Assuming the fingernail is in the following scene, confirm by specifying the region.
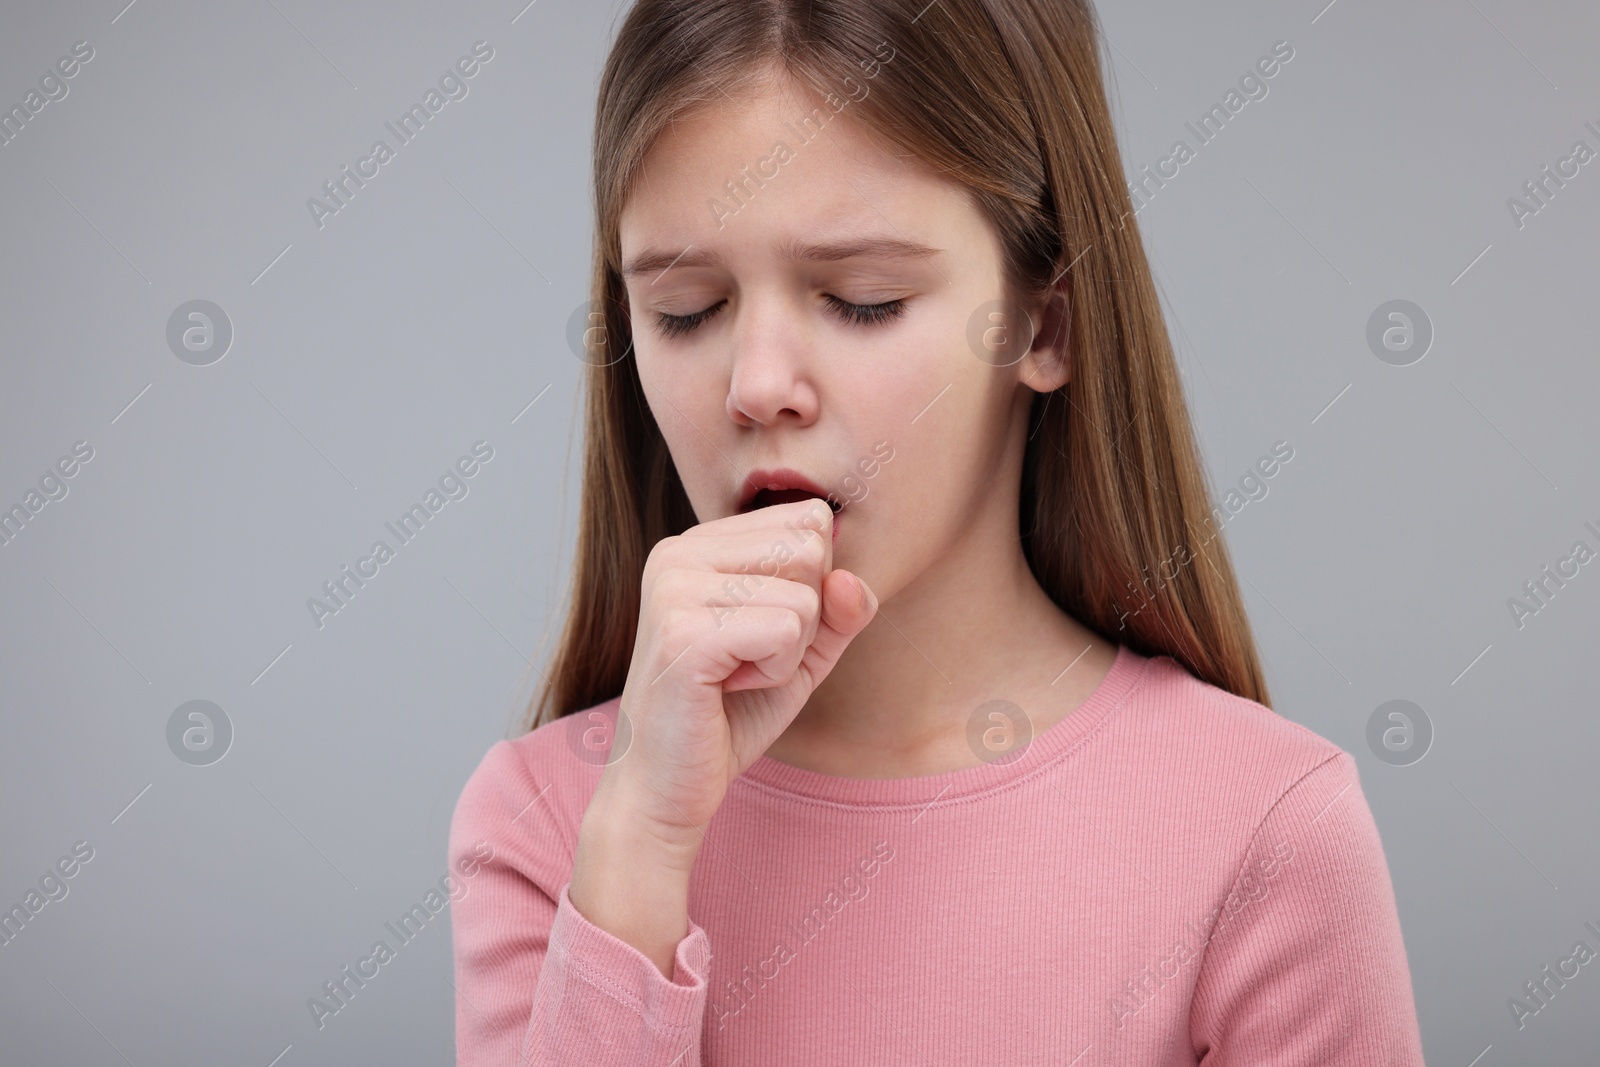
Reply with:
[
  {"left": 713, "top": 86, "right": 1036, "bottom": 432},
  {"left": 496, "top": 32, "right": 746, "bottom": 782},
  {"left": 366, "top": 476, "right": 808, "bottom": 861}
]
[{"left": 857, "top": 576, "right": 876, "bottom": 613}]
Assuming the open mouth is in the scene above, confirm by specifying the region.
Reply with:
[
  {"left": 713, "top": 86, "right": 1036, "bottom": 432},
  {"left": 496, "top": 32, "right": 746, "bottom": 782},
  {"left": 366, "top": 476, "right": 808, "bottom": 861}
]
[
  {"left": 736, "top": 467, "right": 848, "bottom": 520},
  {"left": 746, "top": 487, "right": 842, "bottom": 513}
]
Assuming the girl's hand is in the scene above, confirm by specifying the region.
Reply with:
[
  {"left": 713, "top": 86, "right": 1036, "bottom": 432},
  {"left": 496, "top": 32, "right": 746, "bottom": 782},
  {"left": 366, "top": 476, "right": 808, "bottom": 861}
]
[{"left": 602, "top": 498, "right": 877, "bottom": 842}]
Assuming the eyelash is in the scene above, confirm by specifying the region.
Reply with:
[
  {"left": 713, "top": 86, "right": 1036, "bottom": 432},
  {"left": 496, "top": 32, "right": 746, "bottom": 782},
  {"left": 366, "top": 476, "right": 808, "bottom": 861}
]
[{"left": 652, "top": 294, "right": 908, "bottom": 339}]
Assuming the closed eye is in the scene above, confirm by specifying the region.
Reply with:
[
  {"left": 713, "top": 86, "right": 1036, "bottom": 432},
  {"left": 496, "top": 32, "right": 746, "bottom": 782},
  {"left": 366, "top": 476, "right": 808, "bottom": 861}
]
[
  {"left": 652, "top": 294, "right": 909, "bottom": 339},
  {"left": 652, "top": 302, "right": 722, "bottom": 339},
  {"left": 824, "top": 293, "right": 908, "bottom": 328}
]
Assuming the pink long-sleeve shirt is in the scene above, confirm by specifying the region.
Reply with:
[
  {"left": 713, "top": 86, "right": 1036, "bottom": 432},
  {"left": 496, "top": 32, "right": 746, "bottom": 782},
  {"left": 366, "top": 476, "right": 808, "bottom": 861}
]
[{"left": 448, "top": 643, "right": 1427, "bottom": 1065}]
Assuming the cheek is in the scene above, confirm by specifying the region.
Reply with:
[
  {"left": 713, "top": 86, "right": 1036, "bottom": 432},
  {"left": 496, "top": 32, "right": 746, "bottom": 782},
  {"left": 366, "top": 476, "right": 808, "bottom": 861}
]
[
  {"left": 831, "top": 320, "right": 977, "bottom": 493},
  {"left": 876, "top": 382, "right": 1006, "bottom": 522},
  {"left": 851, "top": 316, "right": 963, "bottom": 401},
  {"left": 636, "top": 338, "right": 712, "bottom": 416},
  {"left": 635, "top": 361, "right": 726, "bottom": 508},
  {"left": 646, "top": 375, "right": 714, "bottom": 451}
]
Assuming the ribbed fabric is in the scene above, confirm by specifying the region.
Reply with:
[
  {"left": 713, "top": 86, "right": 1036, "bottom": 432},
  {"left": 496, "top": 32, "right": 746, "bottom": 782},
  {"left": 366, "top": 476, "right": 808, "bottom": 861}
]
[{"left": 449, "top": 644, "right": 1426, "bottom": 1065}]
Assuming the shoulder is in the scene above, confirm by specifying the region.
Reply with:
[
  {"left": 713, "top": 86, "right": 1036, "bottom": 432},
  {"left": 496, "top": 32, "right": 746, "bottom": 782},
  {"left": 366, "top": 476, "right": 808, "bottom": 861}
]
[
  {"left": 1130, "top": 650, "right": 1348, "bottom": 767},
  {"left": 447, "top": 697, "right": 620, "bottom": 880},
  {"left": 1110, "top": 651, "right": 1358, "bottom": 827},
  {"left": 1107, "top": 654, "right": 1400, "bottom": 941}
]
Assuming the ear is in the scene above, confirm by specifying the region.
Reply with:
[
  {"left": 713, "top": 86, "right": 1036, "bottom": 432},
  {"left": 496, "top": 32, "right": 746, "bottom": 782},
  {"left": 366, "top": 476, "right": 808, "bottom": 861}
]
[{"left": 1018, "top": 265, "right": 1072, "bottom": 394}]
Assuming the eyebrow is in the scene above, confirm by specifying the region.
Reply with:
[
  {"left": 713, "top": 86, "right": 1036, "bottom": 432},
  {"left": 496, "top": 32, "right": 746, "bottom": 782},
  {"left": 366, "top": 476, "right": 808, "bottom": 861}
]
[{"left": 620, "top": 235, "right": 946, "bottom": 282}]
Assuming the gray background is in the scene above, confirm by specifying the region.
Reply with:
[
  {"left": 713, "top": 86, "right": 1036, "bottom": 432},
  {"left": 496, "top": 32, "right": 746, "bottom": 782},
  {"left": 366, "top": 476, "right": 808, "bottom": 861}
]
[{"left": 1, "top": 0, "right": 1595, "bottom": 1063}]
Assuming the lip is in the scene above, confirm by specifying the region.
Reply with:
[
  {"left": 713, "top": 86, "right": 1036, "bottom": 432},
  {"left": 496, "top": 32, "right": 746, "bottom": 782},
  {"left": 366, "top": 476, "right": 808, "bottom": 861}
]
[{"left": 736, "top": 467, "right": 845, "bottom": 515}]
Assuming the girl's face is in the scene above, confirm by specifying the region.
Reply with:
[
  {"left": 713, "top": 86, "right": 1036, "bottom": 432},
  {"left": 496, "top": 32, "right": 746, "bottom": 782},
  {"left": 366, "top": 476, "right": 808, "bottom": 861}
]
[{"left": 618, "top": 64, "right": 1068, "bottom": 599}]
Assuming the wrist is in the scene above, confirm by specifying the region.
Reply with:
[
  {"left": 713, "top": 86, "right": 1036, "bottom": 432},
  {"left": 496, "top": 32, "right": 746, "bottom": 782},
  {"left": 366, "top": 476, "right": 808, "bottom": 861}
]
[
  {"left": 583, "top": 770, "right": 706, "bottom": 871},
  {"left": 571, "top": 775, "right": 703, "bottom": 976}
]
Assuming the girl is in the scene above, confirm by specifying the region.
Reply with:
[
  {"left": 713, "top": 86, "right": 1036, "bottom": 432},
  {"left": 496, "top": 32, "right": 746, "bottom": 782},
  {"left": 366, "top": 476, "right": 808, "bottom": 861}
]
[{"left": 450, "top": 1, "right": 1426, "bottom": 1063}]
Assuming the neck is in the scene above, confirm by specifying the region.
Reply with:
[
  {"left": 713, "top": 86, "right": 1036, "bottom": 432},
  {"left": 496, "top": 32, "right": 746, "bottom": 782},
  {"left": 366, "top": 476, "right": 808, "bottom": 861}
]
[{"left": 769, "top": 505, "right": 1110, "bottom": 778}]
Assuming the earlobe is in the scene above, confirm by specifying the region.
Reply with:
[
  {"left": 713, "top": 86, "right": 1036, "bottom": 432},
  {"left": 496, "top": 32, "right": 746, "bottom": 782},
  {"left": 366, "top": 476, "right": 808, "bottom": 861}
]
[
  {"left": 1021, "top": 345, "right": 1070, "bottom": 393},
  {"left": 1021, "top": 278, "right": 1072, "bottom": 393}
]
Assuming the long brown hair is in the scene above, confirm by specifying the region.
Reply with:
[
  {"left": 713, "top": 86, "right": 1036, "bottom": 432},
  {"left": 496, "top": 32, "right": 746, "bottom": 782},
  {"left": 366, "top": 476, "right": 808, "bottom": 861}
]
[{"left": 519, "top": 0, "right": 1270, "bottom": 734}]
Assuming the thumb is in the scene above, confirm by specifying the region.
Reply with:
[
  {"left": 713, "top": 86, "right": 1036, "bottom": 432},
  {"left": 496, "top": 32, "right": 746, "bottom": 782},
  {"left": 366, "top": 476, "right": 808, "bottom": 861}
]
[{"left": 797, "top": 569, "right": 877, "bottom": 684}]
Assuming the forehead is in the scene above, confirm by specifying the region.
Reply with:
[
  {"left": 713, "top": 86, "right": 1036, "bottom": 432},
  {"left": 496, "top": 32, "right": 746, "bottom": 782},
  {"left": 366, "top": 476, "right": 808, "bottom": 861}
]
[{"left": 617, "top": 69, "right": 974, "bottom": 266}]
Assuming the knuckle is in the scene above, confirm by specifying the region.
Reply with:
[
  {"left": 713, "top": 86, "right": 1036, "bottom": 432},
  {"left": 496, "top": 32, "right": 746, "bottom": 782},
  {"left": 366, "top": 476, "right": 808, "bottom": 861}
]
[
  {"left": 650, "top": 565, "right": 681, "bottom": 599},
  {"left": 644, "top": 535, "right": 682, "bottom": 573},
  {"left": 782, "top": 609, "right": 805, "bottom": 645},
  {"left": 657, "top": 604, "right": 699, "bottom": 647},
  {"left": 645, "top": 533, "right": 675, "bottom": 561},
  {"left": 649, "top": 565, "right": 695, "bottom": 607}
]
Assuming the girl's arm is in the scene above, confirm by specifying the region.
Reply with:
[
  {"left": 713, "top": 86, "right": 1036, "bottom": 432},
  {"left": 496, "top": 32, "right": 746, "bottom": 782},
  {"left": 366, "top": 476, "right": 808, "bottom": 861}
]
[
  {"left": 447, "top": 499, "right": 871, "bottom": 1063},
  {"left": 1187, "top": 750, "right": 1427, "bottom": 1064},
  {"left": 569, "top": 769, "right": 706, "bottom": 980},
  {"left": 449, "top": 739, "right": 711, "bottom": 1067}
]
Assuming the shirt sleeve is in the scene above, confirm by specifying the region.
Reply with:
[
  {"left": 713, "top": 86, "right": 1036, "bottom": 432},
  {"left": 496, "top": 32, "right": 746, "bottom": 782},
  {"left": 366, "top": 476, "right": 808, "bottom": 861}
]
[
  {"left": 448, "top": 739, "right": 713, "bottom": 1066},
  {"left": 1188, "top": 749, "right": 1427, "bottom": 1065}
]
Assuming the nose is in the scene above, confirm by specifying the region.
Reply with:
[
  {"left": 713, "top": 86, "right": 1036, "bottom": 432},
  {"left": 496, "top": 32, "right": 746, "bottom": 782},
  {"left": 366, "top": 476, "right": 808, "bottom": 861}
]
[{"left": 724, "top": 298, "right": 819, "bottom": 427}]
